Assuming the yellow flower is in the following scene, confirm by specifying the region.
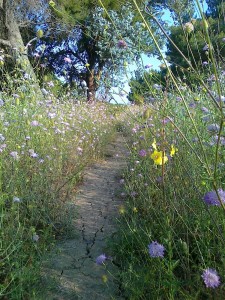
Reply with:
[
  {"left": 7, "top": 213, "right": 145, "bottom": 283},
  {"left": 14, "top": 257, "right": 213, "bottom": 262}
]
[
  {"left": 102, "top": 275, "right": 108, "bottom": 283},
  {"left": 152, "top": 139, "right": 157, "bottom": 150},
  {"left": 151, "top": 150, "right": 168, "bottom": 165},
  {"left": 119, "top": 205, "right": 125, "bottom": 214},
  {"left": 49, "top": 0, "right": 55, "bottom": 7},
  {"left": 85, "top": 63, "right": 90, "bottom": 67},
  {"left": 133, "top": 207, "right": 138, "bottom": 213},
  {"left": 170, "top": 144, "right": 177, "bottom": 157}
]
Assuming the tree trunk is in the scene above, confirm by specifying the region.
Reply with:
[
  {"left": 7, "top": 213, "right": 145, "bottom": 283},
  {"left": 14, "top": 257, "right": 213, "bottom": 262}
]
[
  {"left": 0, "top": 0, "right": 42, "bottom": 98},
  {"left": 86, "top": 69, "right": 96, "bottom": 102}
]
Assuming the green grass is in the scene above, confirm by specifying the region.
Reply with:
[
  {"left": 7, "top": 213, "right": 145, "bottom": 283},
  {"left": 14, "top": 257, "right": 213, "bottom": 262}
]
[{"left": 0, "top": 90, "right": 120, "bottom": 298}]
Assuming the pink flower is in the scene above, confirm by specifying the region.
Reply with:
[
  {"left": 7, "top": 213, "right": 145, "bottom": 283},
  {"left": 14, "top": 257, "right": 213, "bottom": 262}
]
[{"left": 64, "top": 57, "right": 72, "bottom": 63}]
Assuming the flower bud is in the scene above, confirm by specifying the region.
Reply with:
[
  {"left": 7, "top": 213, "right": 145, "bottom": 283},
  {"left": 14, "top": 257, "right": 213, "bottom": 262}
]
[{"left": 36, "top": 29, "right": 44, "bottom": 39}]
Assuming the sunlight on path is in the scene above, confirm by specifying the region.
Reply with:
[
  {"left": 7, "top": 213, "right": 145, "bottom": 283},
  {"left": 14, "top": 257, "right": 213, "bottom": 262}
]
[{"left": 41, "top": 133, "right": 127, "bottom": 299}]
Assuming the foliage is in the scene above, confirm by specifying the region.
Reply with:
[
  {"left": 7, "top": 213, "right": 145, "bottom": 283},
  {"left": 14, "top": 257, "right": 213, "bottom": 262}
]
[
  {"left": 206, "top": 0, "right": 225, "bottom": 18},
  {"left": 165, "top": 17, "right": 225, "bottom": 86},
  {"left": 128, "top": 69, "right": 167, "bottom": 103},
  {"left": 32, "top": 4, "right": 163, "bottom": 101}
]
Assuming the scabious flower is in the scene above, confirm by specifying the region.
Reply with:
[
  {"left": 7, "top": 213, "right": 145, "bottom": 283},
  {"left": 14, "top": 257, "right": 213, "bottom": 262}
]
[
  {"left": 184, "top": 22, "right": 194, "bottom": 33},
  {"left": 203, "top": 44, "right": 209, "bottom": 51},
  {"left": 202, "top": 268, "right": 220, "bottom": 288},
  {"left": 96, "top": 254, "right": 107, "bottom": 265},
  {"left": 148, "top": 241, "right": 165, "bottom": 258},
  {"left": 207, "top": 124, "right": 220, "bottom": 133},
  {"left": 117, "top": 40, "right": 127, "bottom": 48},
  {"left": 64, "top": 57, "right": 72, "bottom": 63},
  {"left": 151, "top": 150, "right": 168, "bottom": 165},
  {"left": 201, "top": 106, "right": 209, "bottom": 113},
  {"left": 139, "top": 149, "right": 147, "bottom": 157},
  {"left": 203, "top": 189, "right": 225, "bottom": 206},
  {"left": 30, "top": 120, "right": 39, "bottom": 126},
  {"left": 10, "top": 151, "right": 19, "bottom": 160}
]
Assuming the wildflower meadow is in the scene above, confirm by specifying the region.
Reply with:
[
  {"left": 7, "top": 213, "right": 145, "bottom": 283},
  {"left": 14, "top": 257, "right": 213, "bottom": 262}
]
[{"left": 0, "top": 0, "right": 225, "bottom": 299}]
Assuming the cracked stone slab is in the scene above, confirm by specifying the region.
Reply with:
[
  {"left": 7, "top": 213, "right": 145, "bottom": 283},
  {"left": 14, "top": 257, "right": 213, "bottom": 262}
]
[{"left": 41, "top": 133, "right": 127, "bottom": 300}]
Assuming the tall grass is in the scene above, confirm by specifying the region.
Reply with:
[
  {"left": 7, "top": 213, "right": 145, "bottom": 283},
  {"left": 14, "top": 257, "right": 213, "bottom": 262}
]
[
  {"left": 97, "top": 0, "right": 225, "bottom": 299},
  {"left": 0, "top": 68, "right": 119, "bottom": 298}
]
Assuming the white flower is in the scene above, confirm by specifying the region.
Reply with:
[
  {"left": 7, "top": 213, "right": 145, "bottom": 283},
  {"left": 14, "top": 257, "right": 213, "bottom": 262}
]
[
  {"left": 32, "top": 234, "right": 39, "bottom": 242},
  {"left": 184, "top": 22, "right": 194, "bottom": 33},
  {"left": 13, "top": 197, "right": 21, "bottom": 203}
]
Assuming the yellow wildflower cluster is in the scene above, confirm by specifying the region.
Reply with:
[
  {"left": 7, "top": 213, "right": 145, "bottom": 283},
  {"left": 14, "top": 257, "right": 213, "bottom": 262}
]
[{"left": 150, "top": 139, "right": 177, "bottom": 165}]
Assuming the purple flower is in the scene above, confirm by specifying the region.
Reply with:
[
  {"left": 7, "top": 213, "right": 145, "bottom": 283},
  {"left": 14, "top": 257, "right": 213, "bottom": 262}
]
[
  {"left": 201, "top": 106, "right": 209, "bottom": 113},
  {"left": 145, "top": 64, "right": 153, "bottom": 69},
  {"left": 203, "top": 44, "right": 209, "bottom": 51},
  {"left": 64, "top": 57, "right": 72, "bottom": 63},
  {"left": 96, "top": 254, "right": 107, "bottom": 265},
  {"left": 139, "top": 149, "right": 147, "bottom": 157},
  {"left": 202, "top": 268, "right": 220, "bottom": 288},
  {"left": 30, "top": 120, "right": 39, "bottom": 126},
  {"left": 203, "top": 189, "right": 225, "bottom": 206},
  {"left": 148, "top": 241, "right": 165, "bottom": 258},
  {"left": 117, "top": 40, "right": 127, "bottom": 48},
  {"left": 207, "top": 124, "right": 220, "bottom": 133},
  {"left": 10, "top": 151, "right": 19, "bottom": 160}
]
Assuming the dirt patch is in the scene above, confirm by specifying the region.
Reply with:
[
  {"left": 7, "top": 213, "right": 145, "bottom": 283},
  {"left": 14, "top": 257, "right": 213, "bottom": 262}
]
[{"left": 41, "top": 133, "right": 127, "bottom": 299}]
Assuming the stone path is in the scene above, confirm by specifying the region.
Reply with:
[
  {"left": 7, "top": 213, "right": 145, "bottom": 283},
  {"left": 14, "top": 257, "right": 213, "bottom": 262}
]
[{"left": 41, "top": 133, "right": 127, "bottom": 300}]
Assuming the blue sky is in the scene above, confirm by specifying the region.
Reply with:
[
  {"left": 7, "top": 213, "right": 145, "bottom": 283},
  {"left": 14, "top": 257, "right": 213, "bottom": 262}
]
[{"left": 111, "top": 1, "right": 208, "bottom": 104}]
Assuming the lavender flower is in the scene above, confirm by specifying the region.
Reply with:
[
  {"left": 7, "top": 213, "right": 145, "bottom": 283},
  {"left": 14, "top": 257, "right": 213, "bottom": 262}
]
[
  {"left": 203, "top": 44, "right": 209, "bottom": 51},
  {"left": 207, "top": 124, "right": 220, "bottom": 133},
  {"left": 117, "top": 40, "right": 127, "bottom": 48},
  {"left": 96, "top": 254, "right": 107, "bottom": 265},
  {"left": 148, "top": 241, "right": 165, "bottom": 258},
  {"left": 201, "top": 106, "right": 209, "bottom": 113},
  {"left": 203, "top": 189, "right": 225, "bottom": 206},
  {"left": 139, "top": 149, "right": 147, "bottom": 157},
  {"left": 10, "top": 151, "right": 19, "bottom": 160},
  {"left": 30, "top": 120, "right": 39, "bottom": 126},
  {"left": 202, "top": 268, "right": 220, "bottom": 288},
  {"left": 64, "top": 57, "right": 72, "bottom": 63}
]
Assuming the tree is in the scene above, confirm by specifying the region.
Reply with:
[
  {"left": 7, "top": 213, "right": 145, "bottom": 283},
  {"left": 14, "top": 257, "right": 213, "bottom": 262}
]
[
  {"left": 33, "top": 2, "right": 164, "bottom": 101},
  {"left": 165, "top": 17, "right": 225, "bottom": 86},
  {"left": 128, "top": 68, "right": 167, "bottom": 104},
  {"left": 0, "top": 0, "right": 46, "bottom": 96},
  {"left": 206, "top": 0, "right": 225, "bottom": 19}
]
